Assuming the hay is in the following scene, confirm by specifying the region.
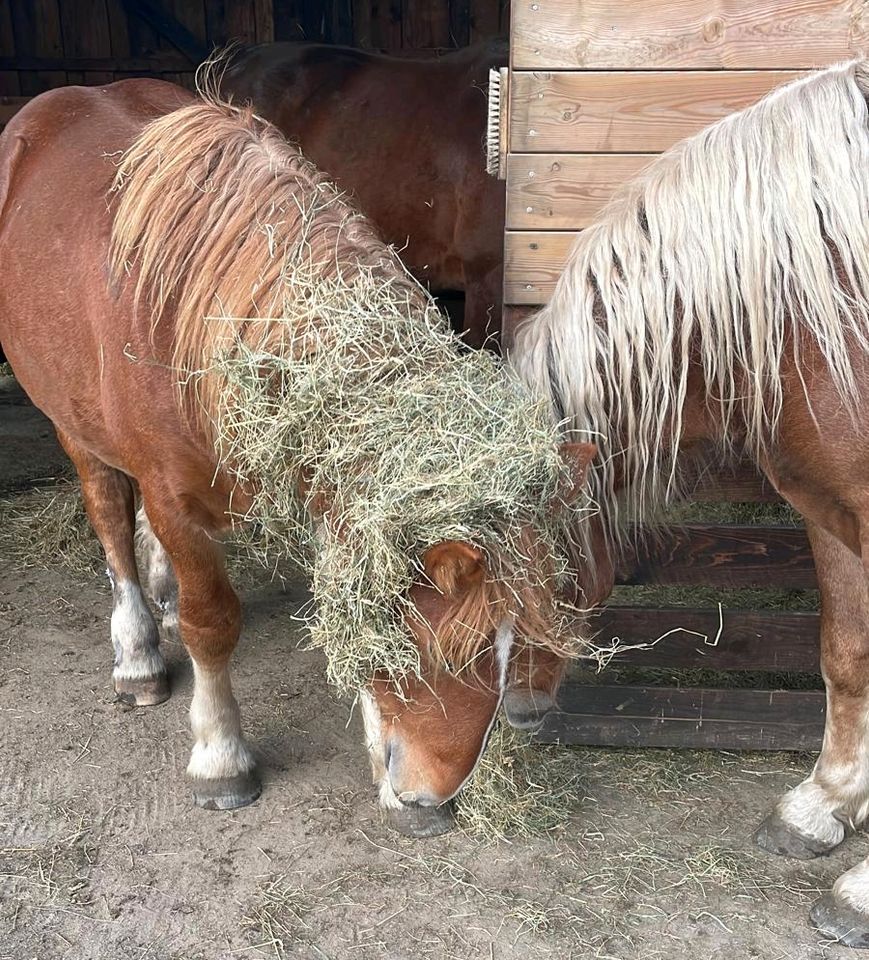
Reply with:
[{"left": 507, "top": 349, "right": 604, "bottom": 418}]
[
  {"left": 456, "top": 723, "right": 582, "bottom": 841},
  {"left": 0, "top": 484, "right": 102, "bottom": 577},
  {"left": 208, "top": 262, "right": 587, "bottom": 691}
]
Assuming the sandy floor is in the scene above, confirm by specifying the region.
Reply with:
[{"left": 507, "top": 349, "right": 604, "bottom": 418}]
[{"left": 0, "top": 378, "right": 859, "bottom": 959}]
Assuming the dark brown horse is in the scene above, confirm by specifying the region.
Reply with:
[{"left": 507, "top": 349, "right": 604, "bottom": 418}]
[
  {"left": 512, "top": 61, "right": 869, "bottom": 944},
  {"left": 0, "top": 79, "right": 589, "bottom": 837},
  {"left": 220, "top": 40, "right": 506, "bottom": 347}
]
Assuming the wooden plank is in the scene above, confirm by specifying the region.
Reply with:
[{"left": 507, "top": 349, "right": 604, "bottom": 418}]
[
  {"left": 122, "top": 0, "right": 208, "bottom": 63},
  {"left": 470, "top": 0, "right": 498, "bottom": 43},
  {"left": 690, "top": 461, "right": 779, "bottom": 503},
  {"left": 58, "top": 0, "right": 112, "bottom": 57},
  {"left": 597, "top": 607, "right": 819, "bottom": 672},
  {"left": 620, "top": 524, "right": 815, "bottom": 590},
  {"left": 504, "top": 229, "right": 572, "bottom": 304},
  {"left": 506, "top": 154, "right": 652, "bottom": 229},
  {"left": 449, "top": 0, "right": 470, "bottom": 47},
  {"left": 0, "top": 54, "right": 190, "bottom": 71},
  {"left": 511, "top": 0, "right": 869, "bottom": 70},
  {"left": 254, "top": 0, "right": 275, "bottom": 43},
  {"left": 510, "top": 70, "right": 803, "bottom": 153},
  {"left": 403, "top": 0, "right": 449, "bottom": 48},
  {"left": 10, "top": 0, "right": 64, "bottom": 58},
  {"left": 538, "top": 684, "right": 825, "bottom": 750},
  {"left": 370, "top": 0, "right": 402, "bottom": 51}
]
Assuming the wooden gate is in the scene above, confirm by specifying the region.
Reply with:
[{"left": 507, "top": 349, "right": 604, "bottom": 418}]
[{"left": 492, "top": 0, "right": 869, "bottom": 750}]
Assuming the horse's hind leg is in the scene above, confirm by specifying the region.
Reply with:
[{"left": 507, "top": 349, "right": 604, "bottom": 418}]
[
  {"left": 140, "top": 489, "right": 260, "bottom": 810},
  {"left": 756, "top": 520, "right": 869, "bottom": 860},
  {"left": 56, "top": 430, "right": 168, "bottom": 706},
  {"left": 135, "top": 505, "right": 179, "bottom": 640}
]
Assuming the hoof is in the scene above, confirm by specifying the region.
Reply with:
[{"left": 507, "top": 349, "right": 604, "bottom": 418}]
[
  {"left": 114, "top": 672, "right": 170, "bottom": 707},
  {"left": 192, "top": 770, "right": 262, "bottom": 811},
  {"left": 503, "top": 688, "right": 556, "bottom": 731},
  {"left": 754, "top": 812, "right": 839, "bottom": 860},
  {"left": 385, "top": 801, "right": 455, "bottom": 838},
  {"left": 812, "top": 893, "right": 869, "bottom": 948}
]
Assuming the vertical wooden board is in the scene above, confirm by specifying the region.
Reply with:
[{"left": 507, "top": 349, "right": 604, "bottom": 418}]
[
  {"left": 353, "top": 0, "right": 373, "bottom": 45},
  {"left": 225, "top": 2, "right": 257, "bottom": 44},
  {"left": 0, "top": 0, "right": 16, "bottom": 56},
  {"left": 511, "top": 0, "right": 869, "bottom": 70},
  {"left": 331, "top": 0, "right": 353, "bottom": 44},
  {"left": 370, "top": 0, "right": 402, "bottom": 50},
  {"left": 505, "top": 154, "right": 652, "bottom": 229},
  {"left": 18, "top": 70, "right": 66, "bottom": 95},
  {"left": 58, "top": 0, "right": 112, "bottom": 57},
  {"left": 254, "top": 0, "right": 275, "bottom": 43},
  {"left": 205, "top": 0, "right": 228, "bottom": 46},
  {"left": 403, "top": 0, "right": 450, "bottom": 48},
  {"left": 449, "top": 0, "right": 470, "bottom": 47},
  {"left": 105, "top": 0, "right": 131, "bottom": 57},
  {"left": 274, "top": 0, "right": 303, "bottom": 40},
  {"left": 11, "top": 0, "right": 63, "bottom": 57},
  {"left": 0, "top": 72, "right": 20, "bottom": 95},
  {"left": 168, "top": 0, "right": 207, "bottom": 45},
  {"left": 470, "top": 0, "right": 499, "bottom": 42},
  {"left": 510, "top": 70, "right": 803, "bottom": 153}
]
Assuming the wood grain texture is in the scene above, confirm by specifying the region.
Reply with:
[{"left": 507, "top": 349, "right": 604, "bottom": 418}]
[
  {"left": 597, "top": 607, "right": 819, "bottom": 671},
  {"left": 510, "top": 70, "right": 803, "bottom": 152},
  {"left": 504, "top": 229, "right": 572, "bottom": 304},
  {"left": 537, "top": 685, "right": 825, "bottom": 750},
  {"left": 506, "top": 153, "right": 652, "bottom": 228},
  {"left": 511, "top": 0, "right": 869, "bottom": 70},
  {"left": 620, "top": 524, "right": 815, "bottom": 590},
  {"left": 0, "top": 94, "right": 30, "bottom": 124}
]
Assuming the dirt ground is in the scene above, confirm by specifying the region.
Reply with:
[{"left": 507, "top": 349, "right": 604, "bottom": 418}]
[{"left": 0, "top": 375, "right": 861, "bottom": 960}]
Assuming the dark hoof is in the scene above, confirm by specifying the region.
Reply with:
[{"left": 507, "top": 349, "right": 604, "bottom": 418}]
[
  {"left": 812, "top": 893, "right": 869, "bottom": 947},
  {"left": 754, "top": 812, "right": 839, "bottom": 860},
  {"left": 114, "top": 672, "right": 170, "bottom": 707},
  {"left": 385, "top": 801, "right": 455, "bottom": 838},
  {"left": 503, "top": 688, "right": 556, "bottom": 731},
  {"left": 192, "top": 770, "right": 262, "bottom": 811}
]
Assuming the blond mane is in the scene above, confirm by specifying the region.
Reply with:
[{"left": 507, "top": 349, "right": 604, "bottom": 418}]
[{"left": 513, "top": 60, "right": 869, "bottom": 550}]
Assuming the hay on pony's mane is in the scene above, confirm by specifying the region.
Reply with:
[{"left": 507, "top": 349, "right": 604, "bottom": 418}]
[
  {"left": 108, "top": 85, "right": 593, "bottom": 691},
  {"left": 512, "top": 59, "right": 869, "bottom": 555}
]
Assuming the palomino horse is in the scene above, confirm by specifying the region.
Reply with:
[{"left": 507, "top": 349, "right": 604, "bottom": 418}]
[
  {"left": 511, "top": 61, "right": 869, "bottom": 944},
  {"left": 0, "top": 79, "right": 591, "bottom": 837},
  {"left": 220, "top": 40, "right": 507, "bottom": 347}
]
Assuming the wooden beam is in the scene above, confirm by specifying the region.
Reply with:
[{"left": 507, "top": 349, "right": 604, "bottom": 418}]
[
  {"left": 506, "top": 153, "right": 652, "bottom": 229},
  {"left": 619, "top": 524, "right": 815, "bottom": 590},
  {"left": 510, "top": 70, "right": 803, "bottom": 153},
  {"left": 119, "top": 0, "right": 208, "bottom": 64},
  {"left": 511, "top": 0, "right": 869, "bottom": 70},
  {"left": 596, "top": 607, "right": 819, "bottom": 672},
  {"left": 537, "top": 684, "right": 825, "bottom": 750}
]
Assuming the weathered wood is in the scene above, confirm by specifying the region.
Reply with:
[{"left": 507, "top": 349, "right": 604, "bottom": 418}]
[
  {"left": 511, "top": 0, "right": 869, "bottom": 70},
  {"left": 59, "top": 0, "right": 113, "bottom": 58},
  {"left": 689, "top": 461, "right": 779, "bottom": 503},
  {"left": 449, "top": 0, "right": 471, "bottom": 47},
  {"left": 121, "top": 0, "right": 208, "bottom": 63},
  {"left": 597, "top": 607, "right": 819, "bottom": 671},
  {"left": 403, "top": 0, "right": 449, "bottom": 48},
  {"left": 510, "top": 70, "right": 803, "bottom": 153},
  {"left": 506, "top": 154, "right": 652, "bottom": 229},
  {"left": 470, "top": 0, "right": 499, "bottom": 43},
  {"left": 370, "top": 0, "right": 403, "bottom": 51},
  {"left": 10, "top": 0, "right": 64, "bottom": 58},
  {"left": 620, "top": 524, "right": 816, "bottom": 590},
  {"left": 504, "top": 229, "right": 572, "bottom": 304},
  {"left": 0, "top": 55, "right": 191, "bottom": 72},
  {"left": 538, "top": 684, "right": 825, "bottom": 750}
]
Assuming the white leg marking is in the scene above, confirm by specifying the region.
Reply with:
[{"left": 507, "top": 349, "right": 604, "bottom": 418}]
[
  {"left": 359, "top": 689, "right": 403, "bottom": 811},
  {"left": 111, "top": 579, "right": 165, "bottom": 681},
  {"left": 135, "top": 505, "right": 179, "bottom": 634},
  {"left": 776, "top": 692, "right": 869, "bottom": 845},
  {"left": 187, "top": 661, "right": 255, "bottom": 781},
  {"left": 834, "top": 858, "right": 869, "bottom": 914}
]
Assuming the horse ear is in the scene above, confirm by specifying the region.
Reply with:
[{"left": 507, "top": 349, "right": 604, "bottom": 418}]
[
  {"left": 556, "top": 441, "right": 597, "bottom": 506},
  {"left": 422, "top": 541, "right": 486, "bottom": 597}
]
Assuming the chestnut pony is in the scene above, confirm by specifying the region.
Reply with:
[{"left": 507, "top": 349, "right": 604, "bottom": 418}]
[
  {"left": 0, "top": 80, "right": 590, "bottom": 837},
  {"left": 220, "top": 40, "right": 507, "bottom": 347},
  {"left": 512, "top": 61, "right": 869, "bottom": 943}
]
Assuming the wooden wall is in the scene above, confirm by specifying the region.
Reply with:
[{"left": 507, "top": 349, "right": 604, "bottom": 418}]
[
  {"left": 0, "top": 0, "right": 507, "bottom": 105},
  {"left": 500, "top": 0, "right": 869, "bottom": 306}
]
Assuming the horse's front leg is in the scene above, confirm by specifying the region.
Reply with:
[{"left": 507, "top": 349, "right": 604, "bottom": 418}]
[
  {"left": 756, "top": 521, "right": 869, "bottom": 859},
  {"left": 142, "top": 493, "right": 261, "bottom": 810}
]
